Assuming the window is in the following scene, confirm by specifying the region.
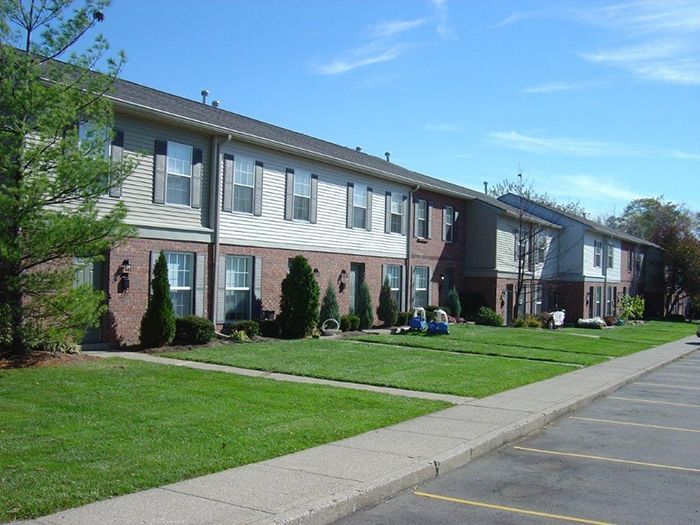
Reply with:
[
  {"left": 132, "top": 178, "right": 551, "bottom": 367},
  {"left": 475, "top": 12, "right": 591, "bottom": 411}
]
[
  {"left": 605, "top": 286, "right": 613, "bottom": 316},
  {"left": 444, "top": 205, "right": 454, "bottom": 243},
  {"left": 535, "top": 235, "right": 546, "bottom": 264},
  {"left": 607, "top": 242, "right": 614, "bottom": 269},
  {"left": 390, "top": 193, "right": 403, "bottom": 234},
  {"left": 413, "top": 266, "right": 429, "bottom": 307},
  {"left": 78, "top": 122, "right": 111, "bottom": 159},
  {"left": 514, "top": 230, "right": 528, "bottom": 264},
  {"left": 224, "top": 256, "right": 252, "bottom": 321},
  {"left": 386, "top": 265, "right": 402, "bottom": 306},
  {"left": 233, "top": 156, "right": 255, "bottom": 213},
  {"left": 293, "top": 171, "right": 311, "bottom": 221},
  {"left": 533, "top": 285, "right": 543, "bottom": 314},
  {"left": 635, "top": 252, "right": 643, "bottom": 272},
  {"left": 593, "top": 240, "right": 602, "bottom": 268},
  {"left": 416, "top": 200, "right": 428, "bottom": 238},
  {"left": 627, "top": 250, "right": 633, "bottom": 272},
  {"left": 353, "top": 184, "right": 368, "bottom": 229},
  {"left": 166, "top": 141, "right": 192, "bottom": 206},
  {"left": 594, "top": 286, "right": 602, "bottom": 317},
  {"left": 165, "top": 252, "right": 193, "bottom": 316}
]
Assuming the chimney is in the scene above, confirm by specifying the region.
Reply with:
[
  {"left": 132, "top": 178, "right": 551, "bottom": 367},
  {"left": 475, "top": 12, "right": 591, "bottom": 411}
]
[
  {"left": 483, "top": 181, "right": 488, "bottom": 194},
  {"left": 355, "top": 146, "right": 362, "bottom": 152},
  {"left": 212, "top": 100, "right": 220, "bottom": 108},
  {"left": 200, "top": 89, "right": 209, "bottom": 104},
  {"left": 385, "top": 151, "right": 391, "bottom": 162}
]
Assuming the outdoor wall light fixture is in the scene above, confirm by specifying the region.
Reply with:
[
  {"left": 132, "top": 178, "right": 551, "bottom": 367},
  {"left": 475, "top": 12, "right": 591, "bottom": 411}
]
[
  {"left": 119, "top": 259, "right": 130, "bottom": 293},
  {"left": 338, "top": 269, "right": 348, "bottom": 292},
  {"left": 313, "top": 268, "right": 320, "bottom": 277}
]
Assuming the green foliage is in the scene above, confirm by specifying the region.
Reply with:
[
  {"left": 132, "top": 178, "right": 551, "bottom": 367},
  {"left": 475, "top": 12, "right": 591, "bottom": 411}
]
[
  {"left": 0, "top": 1, "right": 135, "bottom": 353},
  {"left": 424, "top": 305, "right": 440, "bottom": 320},
  {"left": 620, "top": 294, "right": 645, "bottom": 320},
  {"left": 230, "top": 330, "right": 250, "bottom": 342},
  {"left": 340, "top": 314, "right": 360, "bottom": 332},
  {"left": 259, "top": 319, "right": 280, "bottom": 338},
  {"left": 319, "top": 281, "right": 340, "bottom": 327},
  {"left": 139, "top": 252, "right": 175, "bottom": 347},
  {"left": 376, "top": 277, "right": 398, "bottom": 327},
  {"left": 475, "top": 307, "right": 503, "bottom": 327},
  {"left": 356, "top": 282, "right": 374, "bottom": 329},
  {"left": 397, "top": 311, "right": 411, "bottom": 326},
  {"left": 175, "top": 316, "right": 215, "bottom": 345},
  {"left": 445, "top": 287, "right": 462, "bottom": 318},
  {"left": 278, "top": 255, "right": 320, "bottom": 338},
  {"left": 224, "top": 320, "right": 259, "bottom": 338},
  {"left": 525, "top": 315, "right": 542, "bottom": 328},
  {"left": 512, "top": 318, "right": 527, "bottom": 328}
]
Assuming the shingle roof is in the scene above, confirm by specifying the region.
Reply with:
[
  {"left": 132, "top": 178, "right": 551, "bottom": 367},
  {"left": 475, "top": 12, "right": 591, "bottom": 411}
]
[{"left": 499, "top": 193, "right": 658, "bottom": 247}]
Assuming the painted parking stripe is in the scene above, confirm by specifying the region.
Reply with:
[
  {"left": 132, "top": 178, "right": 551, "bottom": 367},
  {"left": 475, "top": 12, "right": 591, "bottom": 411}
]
[
  {"left": 636, "top": 382, "right": 700, "bottom": 391},
  {"left": 412, "top": 491, "right": 614, "bottom": 525},
  {"left": 608, "top": 396, "right": 700, "bottom": 408},
  {"left": 513, "top": 446, "right": 700, "bottom": 473},
  {"left": 570, "top": 416, "right": 700, "bottom": 433}
]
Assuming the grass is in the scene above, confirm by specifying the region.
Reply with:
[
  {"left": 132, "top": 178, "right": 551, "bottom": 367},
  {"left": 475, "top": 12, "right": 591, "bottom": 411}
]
[
  {"left": 163, "top": 340, "right": 576, "bottom": 398},
  {"left": 0, "top": 358, "right": 446, "bottom": 523}
]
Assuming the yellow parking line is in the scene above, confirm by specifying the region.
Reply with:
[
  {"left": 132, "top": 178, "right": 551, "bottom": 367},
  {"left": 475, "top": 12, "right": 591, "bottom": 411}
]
[
  {"left": 636, "top": 382, "right": 700, "bottom": 391},
  {"left": 513, "top": 446, "right": 700, "bottom": 473},
  {"left": 608, "top": 396, "right": 700, "bottom": 408},
  {"left": 412, "top": 491, "right": 614, "bottom": 525},
  {"left": 570, "top": 416, "right": 700, "bottom": 433}
]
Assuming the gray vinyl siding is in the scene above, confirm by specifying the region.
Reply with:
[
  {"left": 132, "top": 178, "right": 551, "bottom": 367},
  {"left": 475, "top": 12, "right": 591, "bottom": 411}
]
[
  {"left": 218, "top": 141, "right": 410, "bottom": 258},
  {"left": 95, "top": 112, "right": 212, "bottom": 234}
]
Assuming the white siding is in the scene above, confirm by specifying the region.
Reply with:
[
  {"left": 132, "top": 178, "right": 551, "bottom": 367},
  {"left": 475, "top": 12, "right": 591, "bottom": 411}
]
[
  {"left": 495, "top": 216, "right": 519, "bottom": 273},
  {"left": 95, "top": 113, "right": 212, "bottom": 233},
  {"left": 583, "top": 232, "right": 621, "bottom": 281},
  {"left": 218, "top": 141, "right": 409, "bottom": 258}
]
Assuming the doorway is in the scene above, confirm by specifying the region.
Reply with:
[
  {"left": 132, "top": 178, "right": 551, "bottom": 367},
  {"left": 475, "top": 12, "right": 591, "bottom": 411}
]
[
  {"left": 349, "top": 263, "right": 365, "bottom": 313},
  {"left": 505, "top": 284, "right": 514, "bottom": 325},
  {"left": 74, "top": 259, "right": 104, "bottom": 344}
]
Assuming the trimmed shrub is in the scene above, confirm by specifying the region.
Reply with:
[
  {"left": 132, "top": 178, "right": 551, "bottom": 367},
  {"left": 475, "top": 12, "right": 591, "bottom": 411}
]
[
  {"left": 278, "top": 255, "right": 320, "bottom": 338},
  {"left": 319, "top": 281, "right": 340, "bottom": 328},
  {"left": 462, "top": 292, "right": 487, "bottom": 321},
  {"left": 224, "top": 320, "right": 259, "bottom": 338},
  {"left": 259, "top": 319, "right": 280, "bottom": 338},
  {"left": 620, "top": 294, "right": 645, "bottom": 320},
  {"left": 140, "top": 252, "right": 176, "bottom": 348},
  {"left": 475, "top": 306, "right": 503, "bottom": 327},
  {"left": 397, "top": 311, "right": 411, "bottom": 326},
  {"left": 424, "top": 305, "right": 440, "bottom": 321},
  {"left": 356, "top": 282, "right": 374, "bottom": 329},
  {"left": 230, "top": 330, "right": 250, "bottom": 342},
  {"left": 175, "top": 316, "right": 214, "bottom": 344},
  {"left": 512, "top": 317, "right": 527, "bottom": 328},
  {"left": 669, "top": 313, "right": 687, "bottom": 322},
  {"left": 377, "top": 277, "right": 398, "bottom": 327},
  {"left": 525, "top": 315, "right": 541, "bottom": 328},
  {"left": 444, "top": 287, "right": 462, "bottom": 318},
  {"left": 340, "top": 314, "right": 361, "bottom": 332}
]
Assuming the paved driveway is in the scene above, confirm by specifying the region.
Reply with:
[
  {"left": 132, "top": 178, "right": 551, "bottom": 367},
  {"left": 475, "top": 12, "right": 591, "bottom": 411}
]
[{"left": 337, "top": 347, "right": 700, "bottom": 525}]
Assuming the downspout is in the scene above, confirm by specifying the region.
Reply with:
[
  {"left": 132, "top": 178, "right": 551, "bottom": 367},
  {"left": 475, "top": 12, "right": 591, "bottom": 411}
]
[
  {"left": 406, "top": 184, "right": 420, "bottom": 311},
  {"left": 210, "top": 133, "right": 232, "bottom": 323},
  {"left": 603, "top": 236, "right": 610, "bottom": 316}
]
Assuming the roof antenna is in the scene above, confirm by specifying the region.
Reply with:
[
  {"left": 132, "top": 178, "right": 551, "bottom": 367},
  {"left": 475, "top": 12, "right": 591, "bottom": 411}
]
[
  {"left": 201, "top": 89, "right": 209, "bottom": 104},
  {"left": 385, "top": 151, "right": 391, "bottom": 162},
  {"left": 483, "top": 181, "right": 488, "bottom": 194}
]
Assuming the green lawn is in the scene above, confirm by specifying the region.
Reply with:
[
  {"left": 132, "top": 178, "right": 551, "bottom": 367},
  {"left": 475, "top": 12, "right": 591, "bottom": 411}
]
[
  {"left": 0, "top": 359, "right": 446, "bottom": 523},
  {"left": 163, "top": 340, "right": 576, "bottom": 398}
]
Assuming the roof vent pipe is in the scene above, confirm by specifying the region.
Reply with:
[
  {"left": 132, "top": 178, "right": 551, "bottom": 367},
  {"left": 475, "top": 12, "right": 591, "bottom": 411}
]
[
  {"left": 483, "top": 181, "right": 488, "bottom": 194},
  {"left": 201, "top": 89, "right": 209, "bottom": 104},
  {"left": 355, "top": 146, "right": 362, "bottom": 152},
  {"left": 385, "top": 151, "right": 391, "bottom": 162},
  {"left": 212, "top": 100, "right": 220, "bottom": 108}
]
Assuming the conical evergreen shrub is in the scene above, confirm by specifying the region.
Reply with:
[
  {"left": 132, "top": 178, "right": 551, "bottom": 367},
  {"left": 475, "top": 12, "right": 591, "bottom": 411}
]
[
  {"left": 139, "top": 251, "right": 175, "bottom": 347},
  {"left": 356, "top": 281, "right": 374, "bottom": 329},
  {"left": 319, "top": 281, "right": 340, "bottom": 328},
  {"left": 445, "top": 286, "right": 462, "bottom": 318},
  {"left": 278, "top": 255, "right": 320, "bottom": 338},
  {"left": 377, "top": 277, "right": 398, "bottom": 327}
]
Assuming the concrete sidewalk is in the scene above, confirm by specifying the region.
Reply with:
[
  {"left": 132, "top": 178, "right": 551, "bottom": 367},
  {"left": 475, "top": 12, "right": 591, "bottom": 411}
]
[{"left": 16, "top": 337, "right": 698, "bottom": 525}]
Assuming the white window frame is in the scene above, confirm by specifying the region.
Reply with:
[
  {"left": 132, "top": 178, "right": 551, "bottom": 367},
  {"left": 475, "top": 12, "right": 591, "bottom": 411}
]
[
  {"left": 293, "top": 171, "right": 311, "bottom": 222},
  {"left": 607, "top": 242, "right": 614, "bottom": 269},
  {"left": 390, "top": 193, "right": 403, "bottom": 234},
  {"left": 593, "top": 240, "right": 602, "bottom": 268},
  {"left": 413, "top": 266, "right": 429, "bottom": 307},
  {"left": 165, "top": 251, "right": 193, "bottom": 316},
  {"left": 536, "top": 234, "right": 546, "bottom": 264},
  {"left": 594, "top": 286, "right": 602, "bottom": 317},
  {"left": 224, "top": 255, "right": 253, "bottom": 321},
  {"left": 444, "top": 205, "right": 454, "bottom": 243},
  {"left": 416, "top": 199, "right": 428, "bottom": 238},
  {"left": 233, "top": 156, "right": 255, "bottom": 214},
  {"left": 352, "top": 184, "right": 368, "bottom": 229},
  {"left": 386, "top": 264, "right": 402, "bottom": 305},
  {"left": 165, "top": 141, "right": 192, "bottom": 206}
]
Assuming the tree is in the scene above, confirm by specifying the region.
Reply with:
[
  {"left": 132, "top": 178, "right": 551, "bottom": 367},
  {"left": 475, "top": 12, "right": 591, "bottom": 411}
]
[
  {"left": 319, "top": 280, "right": 340, "bottom": 327},
  {"left": 488, "top": 178, "right": 588, "bottom": 217},
  {"left": 445, "top": 286, "right": 461, "bottom": 318},
  {"left": 376, "top": 277, "right": 398, "bottom": 327},
  {"left": 0, "top": 0, "right": 134, "bottom": 354},
  {"left": 278, "top": 255, "right": 319, "bottom": 338},
  {"left": 608, "top": 197, "right": 700, "bottom": 317},
  {"left": 356, "top": 281, "right": 374, "bottom": 329},
  {"left": 139, "top": 252, "right": 175, "bottom": 347}
]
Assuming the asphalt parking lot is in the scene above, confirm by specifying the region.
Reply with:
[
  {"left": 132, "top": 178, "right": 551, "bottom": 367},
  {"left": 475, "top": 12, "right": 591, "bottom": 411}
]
[{"left": 337, "top": 347, "right": 700, "bottom": 525}]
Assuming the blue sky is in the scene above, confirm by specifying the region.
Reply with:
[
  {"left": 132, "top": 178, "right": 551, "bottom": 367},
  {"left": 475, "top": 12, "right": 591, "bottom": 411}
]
[{"left": 93, "top": 0, "right": 698, "bottom": 217}]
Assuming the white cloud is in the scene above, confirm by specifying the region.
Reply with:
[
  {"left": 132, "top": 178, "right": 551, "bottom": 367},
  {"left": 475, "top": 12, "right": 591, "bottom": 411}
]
[
  {"left": 521, "top": 81, "right": 589, "bottom": 93},
  {"left": 670, "top": 149, "right": 700, "bottom": 160},
  {"left": 425, "top": 123, "right": 464, "bottom": 132},
  {"left": 560, "top": 175, "right": 643, "bottom": 202},
  {"left": 430, "top": 0, "right": 457, "bottom": 40},
  {"left": 370, "top": 18, "right": 426, "bottom": 38},
  {"left": 488, "top": 131, "right": 629, "bottom": 157},
  {"left": 315, "top": 45, "right": 407, "bottom": 75}
]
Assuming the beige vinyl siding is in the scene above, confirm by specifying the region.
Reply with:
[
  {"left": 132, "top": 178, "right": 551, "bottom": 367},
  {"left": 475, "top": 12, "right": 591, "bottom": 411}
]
[
  {"left": 94, "top": 112, "right": 212, "bottom": 233},
  {"left": 218, "top": 141, "right": 409, "bottom": 258},
  {"left": 583, "top": 232, "right": 621, "bottom": 281},
  {"left": 495, "top": 216, "right": 519, "bottom": 273}
]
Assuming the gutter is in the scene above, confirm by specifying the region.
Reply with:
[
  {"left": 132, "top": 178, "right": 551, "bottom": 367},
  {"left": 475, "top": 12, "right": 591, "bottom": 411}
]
[{"left": 209, "top": 133, "right": 232, "bottom": 323}]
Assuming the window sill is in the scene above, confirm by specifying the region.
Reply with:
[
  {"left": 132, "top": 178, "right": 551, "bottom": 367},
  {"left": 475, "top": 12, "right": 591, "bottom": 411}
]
[{"left": 416, "top": 238, "right": 428, "bottom": 244}]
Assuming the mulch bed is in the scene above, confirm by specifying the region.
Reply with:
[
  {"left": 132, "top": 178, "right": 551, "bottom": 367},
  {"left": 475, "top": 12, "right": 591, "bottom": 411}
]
[{"left": 0, "top": 350, "right": 98, "bottom": 369}]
